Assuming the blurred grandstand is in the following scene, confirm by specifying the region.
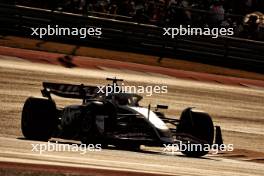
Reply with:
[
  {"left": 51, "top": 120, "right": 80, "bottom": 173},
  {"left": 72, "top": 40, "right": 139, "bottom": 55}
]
[{"left": 14, "top": 0, "right": 264, "bottom": 41}]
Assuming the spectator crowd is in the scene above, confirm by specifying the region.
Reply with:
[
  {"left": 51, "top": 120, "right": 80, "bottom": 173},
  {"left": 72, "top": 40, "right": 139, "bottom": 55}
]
[{"left": 15, "top": 0, "right": 264, "bottom": 40}]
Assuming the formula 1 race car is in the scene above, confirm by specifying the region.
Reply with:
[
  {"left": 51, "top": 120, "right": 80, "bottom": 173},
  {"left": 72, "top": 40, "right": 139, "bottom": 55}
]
[{"left": 21, "top": 78, "right": 223, "bottom": 157}]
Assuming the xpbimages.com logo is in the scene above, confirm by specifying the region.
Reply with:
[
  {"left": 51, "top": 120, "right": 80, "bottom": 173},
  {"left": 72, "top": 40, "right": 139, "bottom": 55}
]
[
  {"left": 163, "top": 25, "right": 234, "bottom": 38},
  {"left": 31, "top": 141, "right": 101, "bottom": 154},
  {"left": 163, "top": 141, "right": 234, "bottom": 155},
  {"left": 31, "top": 25, "right": 102, "bottom": 39},
  {"left": 96, "top": 83, "right": 168, "bottom": 96}
]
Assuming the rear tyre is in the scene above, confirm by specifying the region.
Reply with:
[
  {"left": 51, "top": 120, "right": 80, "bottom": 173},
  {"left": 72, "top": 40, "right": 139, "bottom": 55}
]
[
  {"left": 21, "top": 97, "right": 57, "bottom": 141},
  {"left": 177, "top": 108, "right": 214, "bottom": 157}
]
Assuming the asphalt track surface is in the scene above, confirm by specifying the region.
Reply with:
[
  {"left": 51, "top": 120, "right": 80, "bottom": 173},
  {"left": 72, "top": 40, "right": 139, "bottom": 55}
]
[{"left": 0, "top": 53, "right": 263, "bottom": 175}]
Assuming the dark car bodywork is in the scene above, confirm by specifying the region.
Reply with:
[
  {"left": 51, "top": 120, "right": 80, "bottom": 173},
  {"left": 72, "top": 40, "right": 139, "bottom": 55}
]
[{"left": 21, "top": 78, "right": 223, "bottom": 157}]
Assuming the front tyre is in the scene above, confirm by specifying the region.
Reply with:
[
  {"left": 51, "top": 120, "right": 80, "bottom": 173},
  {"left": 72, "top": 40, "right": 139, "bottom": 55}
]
[
  {"left": 177, "top": 108, "right": 214, "bottom": 157},
  {"left": 21, "top": 97, "right": 57, "bottom": 141}
]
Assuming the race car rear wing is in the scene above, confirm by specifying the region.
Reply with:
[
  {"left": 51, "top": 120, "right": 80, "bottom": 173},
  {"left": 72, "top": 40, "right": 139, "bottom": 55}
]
[{"left": 41, "top": 82, "right": 98, "bottom": 102}]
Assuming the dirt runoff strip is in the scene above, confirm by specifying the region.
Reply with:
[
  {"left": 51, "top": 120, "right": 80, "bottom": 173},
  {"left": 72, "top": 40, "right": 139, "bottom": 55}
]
[
  {"left": 0, "top": 35, "right": 263, "bottom": 81},
  {"left": 0, "top": 46, "right": 264, "bottom": 89},
  {"left": 0, "top": 161, "right": 174, "bottom": 176}
]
